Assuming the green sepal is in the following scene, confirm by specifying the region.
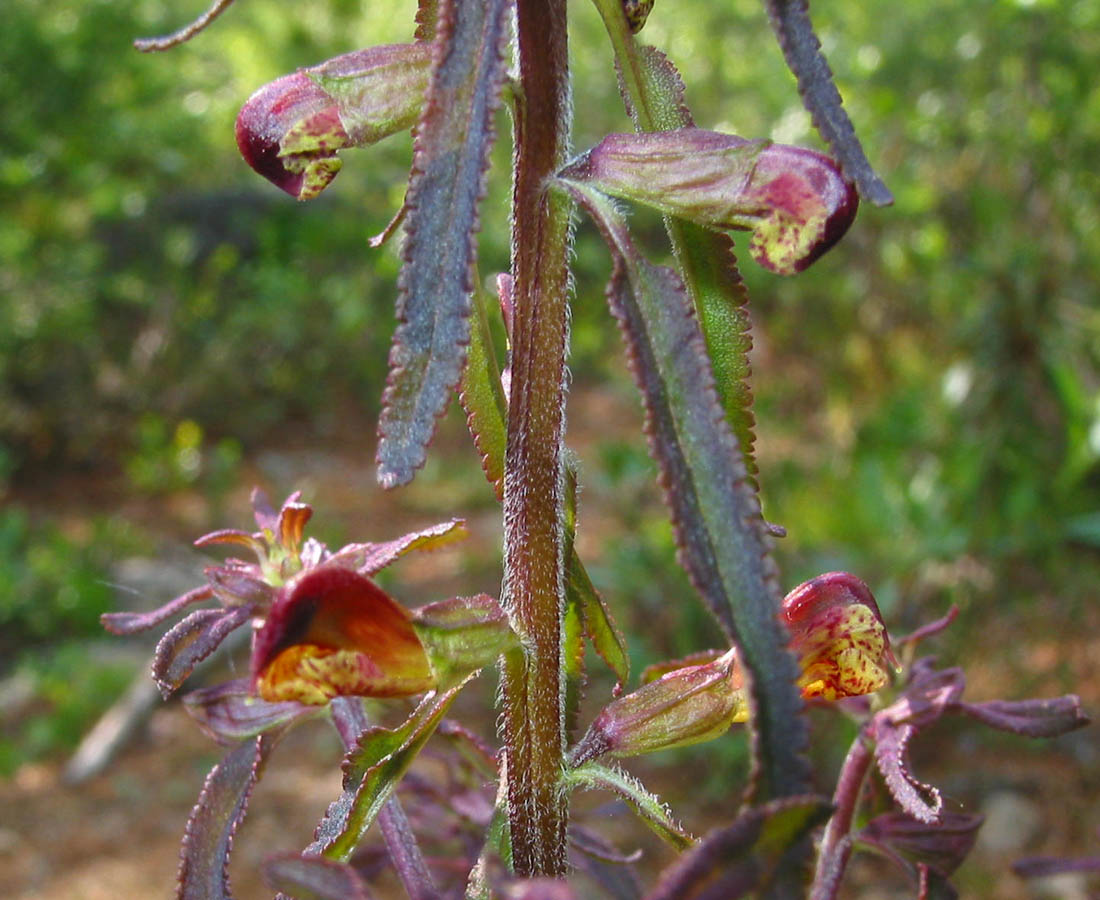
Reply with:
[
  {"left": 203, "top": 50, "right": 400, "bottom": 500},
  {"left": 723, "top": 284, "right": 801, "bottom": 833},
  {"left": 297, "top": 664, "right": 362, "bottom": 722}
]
[{"left": 410, "top": 594, "right": 518, "bottom": 688}]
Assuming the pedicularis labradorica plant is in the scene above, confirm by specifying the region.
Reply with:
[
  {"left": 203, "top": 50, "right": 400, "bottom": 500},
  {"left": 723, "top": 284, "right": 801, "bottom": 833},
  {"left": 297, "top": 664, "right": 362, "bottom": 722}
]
[{"left": 105, "top": 0, "right": 1089, "bottom": 897}]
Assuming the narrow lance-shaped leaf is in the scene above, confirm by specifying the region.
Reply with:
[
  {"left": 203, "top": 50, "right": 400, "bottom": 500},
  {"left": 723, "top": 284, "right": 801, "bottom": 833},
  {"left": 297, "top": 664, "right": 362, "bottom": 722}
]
[
  {"left": 178, "top": 733, "right": 281, "bottom": 900},
  {"left": 153, "top": 605, "right": 253, "bottom": 698},
  {"left": 558, "top": 179, "right": 810, "bottom": 802},
  {"left": 763, "top": 0, "right": 893, "bottom": 206},
  {"left": 607, "top": 31, "right": 760, "bottom": 484},
  {"left": 567, "top": 762, "right": 695, "bottom": 851},
  {"left": 182, "top": 679, "right": 319, "bottom": 745},
  {"left": 307, "top": 681, "right": 468, "bottom": 860},
  {"left": 263, "top": 854, "right": 375, "bottom": 900},
  {"left": 644, "top": 796, "right": 832, "bottom": 900},
  {"left": 376, "top": 0, "right": 511, "bottom": 488}
]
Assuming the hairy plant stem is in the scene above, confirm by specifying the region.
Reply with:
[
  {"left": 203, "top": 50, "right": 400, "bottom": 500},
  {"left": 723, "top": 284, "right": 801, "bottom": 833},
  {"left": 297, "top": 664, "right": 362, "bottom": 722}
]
[
  {"left": 809, "top": 735, "right": 872, "bottom": 900},
  {"left": 499, "top": 0, "right": 573, "bottom": 877}
]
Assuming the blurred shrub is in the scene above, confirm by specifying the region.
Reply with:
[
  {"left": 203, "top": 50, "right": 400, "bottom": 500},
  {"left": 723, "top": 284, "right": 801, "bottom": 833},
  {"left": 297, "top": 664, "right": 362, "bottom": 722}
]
[{"left": 0, "top": 508, "right": 146, "bottom": 657}]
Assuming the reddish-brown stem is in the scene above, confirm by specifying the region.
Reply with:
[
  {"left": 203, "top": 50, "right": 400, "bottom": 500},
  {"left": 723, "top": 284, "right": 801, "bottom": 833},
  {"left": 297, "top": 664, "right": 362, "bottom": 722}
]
[
  {"left": 810, "top": 733, "right": 873, "bottom": 900},
  {"left": 499, "top": 0, "right": 573, "bottom": 878}
]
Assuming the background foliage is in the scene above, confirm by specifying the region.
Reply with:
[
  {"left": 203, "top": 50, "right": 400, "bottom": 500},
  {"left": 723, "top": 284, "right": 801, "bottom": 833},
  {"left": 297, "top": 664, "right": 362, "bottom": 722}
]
[{"left": 2, "top": 0, "right": 1098, "bottom": 893}]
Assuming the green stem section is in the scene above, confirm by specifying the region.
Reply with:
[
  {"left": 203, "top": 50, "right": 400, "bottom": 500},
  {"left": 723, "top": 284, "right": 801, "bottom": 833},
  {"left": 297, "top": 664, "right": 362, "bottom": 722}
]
[{"left": 500, "top": 0, "right": 572, "bottom": 877}]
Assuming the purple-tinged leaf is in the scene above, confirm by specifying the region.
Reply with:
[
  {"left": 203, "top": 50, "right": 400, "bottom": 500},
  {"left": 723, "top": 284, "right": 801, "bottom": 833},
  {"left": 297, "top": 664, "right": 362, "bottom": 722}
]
[
  {"left": 194, "top": 529, "right": 266, "bottom": 555},
  {"left": 262, "top": 853, "right": 375, "bottom": 900},
  {"left": 1013, "top": 854, "right": 1100, "bottom": 879},
  {"left": 569, "top": 825, "right": 643, "bottom": 865},
  {"left": 178, "top": 733, "right": 279, "bottom": 900},
  {"left": 101, "top": 585, "right": 214, "bottom": 635},
  {"left": 880, "top": 661, "right": 966, "bottom": 729},
  {"left": 377, "top": 794, "right": 439, "bottom": 900},
  {"left": 762, "top": 0, "right": 893, "bottom": 206},
  {"left": 502, "top": 879, "right": 577, "bottom": 900},
  {"left": 206, "top": 567, "right": 274, "bottom": 607},
  {"left": 308, "top": 682, "right": 468, "bottom": 860},
  {"left": 569, "top": 547, "right": 630, "bottom": 694},
  {"left": 182, "top": 679, "right": 317, "bottom": 745},
  {"left": 567, "top": 762, "right": 694, "bottom": 851},
  {"left": 153, "top": 605, "right": 253, "bottom": 698},
  {"left": 644, "top": 796, "right": 832, "bottom": 900},
  {"left": 896, "top": 606, "right": 960, "bottom": 647},
  {"left": 327, "top": 519, "right": 468, "bottom": 574},
  {"left": 375, "top": 0, "right": 511, "bottom": 488},
  {"left": 856, "top": 811, "right": 983, "bottom": 878},
  {"left": 872, "top": 722, "right": 941, "bottom": 823},
  {"left": 958, "top": 695, "right": 1089, "bottom": 738},
  {"left": 560, "top": 180, "right": 810, "bottom": 803}
]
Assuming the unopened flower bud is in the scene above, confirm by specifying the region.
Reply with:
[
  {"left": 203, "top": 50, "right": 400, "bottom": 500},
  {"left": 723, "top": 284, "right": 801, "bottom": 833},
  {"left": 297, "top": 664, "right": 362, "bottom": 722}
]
[
  {"left": 236, "top": 44, "right": 431, "bottom": 200},
  {"left": 558, "top": 128, "right": 858, "bottom": 274},
  {"left": 569, "top": 648, "right": 746, "bottom": 765},
  {"left": 252, "top": 566, "right": 435, "bottom": 704},
  {"left": 781, "top": 571, "right": 898, "bottom": 701}
]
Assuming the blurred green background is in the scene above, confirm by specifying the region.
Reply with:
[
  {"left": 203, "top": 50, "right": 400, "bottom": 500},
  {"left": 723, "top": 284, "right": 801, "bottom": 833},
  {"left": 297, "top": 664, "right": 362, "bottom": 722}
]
[{"left": 2, "top": 0, "right": 1098, "bottom": 895}]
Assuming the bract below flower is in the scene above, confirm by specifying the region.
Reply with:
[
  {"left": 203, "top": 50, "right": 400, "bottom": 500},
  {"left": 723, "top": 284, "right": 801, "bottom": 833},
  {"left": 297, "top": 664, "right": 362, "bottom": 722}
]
[{"left": 781, "top": 571, "right": 899, "bottom": 701}]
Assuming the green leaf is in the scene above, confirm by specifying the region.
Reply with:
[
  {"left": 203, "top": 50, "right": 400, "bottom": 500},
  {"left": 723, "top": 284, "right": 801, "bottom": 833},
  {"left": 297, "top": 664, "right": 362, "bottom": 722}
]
[
  {"left": 376, "top": 0, "right": 512, "bottom": 488},
  {"left": 458, "top": 277, "right": 509, "bottom": 499},
  {"left": 307, "top": 682, "right": 468, "bottom": 860},
  {"left": 566, "top": 761, "right": 694, "bottom": 851},
  {"left": 558, "top": 180, "right": 811, "bottom": 803}
]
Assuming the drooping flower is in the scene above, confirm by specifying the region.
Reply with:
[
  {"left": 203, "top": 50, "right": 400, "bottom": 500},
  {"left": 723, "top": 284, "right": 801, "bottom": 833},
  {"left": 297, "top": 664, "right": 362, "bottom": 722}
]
[
  {"left": 100, "top": 489, "right": 509, "bottom": 709},
  {"left": 557, "top": 128, "right": 859, "bottom": 274},
  {"left": 781, "top": 571, "right": 899, "bottom": 701},
  {"left": 236, "top": 44, "right": 432, "bottom": 200},
  {"left": 569, "top": 572, "right": 898, "bottom": 763}
]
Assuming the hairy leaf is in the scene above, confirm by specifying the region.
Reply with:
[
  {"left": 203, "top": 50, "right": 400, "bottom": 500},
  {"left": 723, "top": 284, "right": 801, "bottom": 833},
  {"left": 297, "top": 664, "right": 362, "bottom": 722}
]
[
  {"left": 308, "top": 682, "right": 467, "bottom": 860},
  {"left": 873, "top": 722, "right": 941, "bottom": 823},
  {"left": 763, "top": 0, "right": 893, "bottom": 206},
  {"left": 327, "top": 519, "right": 468, "bottom": 574},
  {"left": 856, "top": 811, "right": 983, "bottom": 878},
  {"left": 182, "top": 679, "right": 318, "bottom": 745},
  {"left": 376, "top": 0, "right": 511, "bottom": 488},
  {"left": 567, "top": 762, "right": 694, "bottom": 851},
  {"left": 101, "top": 585, "right": 214, "bottom": 635},
  {"left": 263, "top": 854, "right": 375, "bottom": 900},
  {"left": 178, "top": 733, "right": 280, "bottom": 900},
  {"left": 560, "top": 180, "right": 810, "bottom": 801},
  {"left": 153, "top": 605, "right": 253, "bottom": 698},
  {"left": 958, "top": 695, "right": 1089, "bottom": 738},
  {"left": 644, "top": 796, "right": 832, "bottom": 900}
]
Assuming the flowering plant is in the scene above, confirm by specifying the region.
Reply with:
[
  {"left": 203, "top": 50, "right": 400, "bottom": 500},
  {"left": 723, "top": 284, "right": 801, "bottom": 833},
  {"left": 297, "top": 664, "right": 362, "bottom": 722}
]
[{"left": 105, "top": 0, "right": 1089, "bottom": 896}]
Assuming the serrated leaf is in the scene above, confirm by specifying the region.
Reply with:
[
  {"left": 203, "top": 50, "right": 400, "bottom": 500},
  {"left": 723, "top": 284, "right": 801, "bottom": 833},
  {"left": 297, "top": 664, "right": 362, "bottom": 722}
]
[
  {"left": 567, "top": 762, "right": 694, "bottom": 851},
  {"left": 327, "top": 519, "right": 468, "bottom": 574},
  {"left": 872, "top": 722, "right": 942, "bottom": 823},
  {"left": 560, "top": 180, "right": 810, "bottom": 802},
  {"left": 182, "top": 679, "right": 318, "bottom": 745},
  {"left": 307, "top": 681, "right": 468, "bottom": 860},
  {"left": 263, "top": 854, "right": 375, "bottom": 900},
  {"left": 153, "top": 605, "right": 253, "bottom": 698},
  {"left": 643, "top": 796, "right": 832, "bottom": 900},
  {"left": 101, "top": 585, "right": 214, "bottom": 635},
  {"left": 856, "top": 811, "right": 983, "bottom": 879},
  {"left": 958, "top": 695, "right": 1089, "bottom": 738},
  {"left": 375, "top": 0, "right": 511, "bottom": 488},
  {"left": 763, "top": 0, "right": 893, "bottom": 206},
  {"left": 459, "top": 279, "right": 509, "bottom": 498},
  {"left": 178, "top": 733, "right": 280, "bottom": 900}
]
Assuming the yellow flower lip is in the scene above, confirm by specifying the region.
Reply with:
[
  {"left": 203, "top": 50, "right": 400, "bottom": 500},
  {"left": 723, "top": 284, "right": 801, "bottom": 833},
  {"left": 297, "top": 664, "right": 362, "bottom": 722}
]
[
  {"left": 782, "top": 572, "right": 899, "bottom": 701},
  {"left": 252, "top": 565, "right": 434, "bottom": 704}
]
